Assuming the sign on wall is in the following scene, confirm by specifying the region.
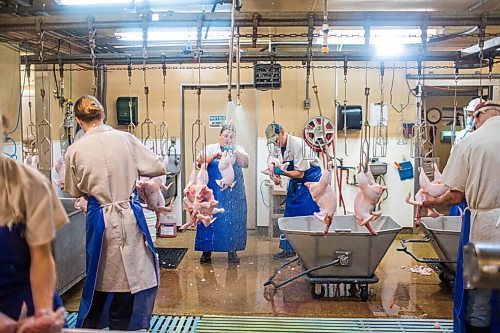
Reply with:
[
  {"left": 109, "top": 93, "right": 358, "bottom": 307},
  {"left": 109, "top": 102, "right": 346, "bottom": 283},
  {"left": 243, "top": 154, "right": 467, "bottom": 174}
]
[{"left": 208, "top": 115, "right": 227, "bottom": 128}]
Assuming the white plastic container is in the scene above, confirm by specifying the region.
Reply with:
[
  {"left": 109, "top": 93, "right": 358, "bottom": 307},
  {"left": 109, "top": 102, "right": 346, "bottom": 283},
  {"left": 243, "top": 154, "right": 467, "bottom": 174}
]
[{"left": 158, "top": 213, "right": 177, "bottom": 238}]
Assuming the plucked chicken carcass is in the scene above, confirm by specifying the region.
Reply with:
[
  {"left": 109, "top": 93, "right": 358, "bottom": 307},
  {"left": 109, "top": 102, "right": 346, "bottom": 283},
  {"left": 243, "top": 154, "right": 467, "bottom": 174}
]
[
  {"left": 405, "top": 164, "right": 444, "bottom": 226},
  {"left": 181, "top": 163, "right": 224, "bottom": 230},
  {"left": 305, "top": 163, "right": 337, "bottom": 236},
  {"left": 216, "top": 150, "right": 237, "bottom": 191},
  {"left": 136, "top": 175, "right": 174, "bottom": 227},
  {"left": 261, "top": 154, "right": 289, "bottom": 187},
  {"left": 354, "top": 165, "right": 387, "bottom": 235}
]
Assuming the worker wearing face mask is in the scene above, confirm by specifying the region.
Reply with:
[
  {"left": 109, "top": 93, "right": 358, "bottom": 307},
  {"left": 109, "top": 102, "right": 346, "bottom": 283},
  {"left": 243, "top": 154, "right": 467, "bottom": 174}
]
[
  {"left": 423, "top": 101, "right": 500, "bottom": 333},
  {"left": 449, "top": 98, "right": 485, "bottom": 217},
  {"left": 453, "top": 98, "right": 485, "bottom": 145}
]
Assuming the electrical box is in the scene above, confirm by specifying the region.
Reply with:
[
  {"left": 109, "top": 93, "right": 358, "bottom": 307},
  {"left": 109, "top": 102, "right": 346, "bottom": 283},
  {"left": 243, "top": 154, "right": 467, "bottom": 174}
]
[
  {"left": 116, "top": 97, "right": 138, "bottom": 125},
  {"left": 254, "top": 63, "right": 282, "bottom": 90},
  {"left": 337, "top": 105, "right": 362, "bottom": 130}
]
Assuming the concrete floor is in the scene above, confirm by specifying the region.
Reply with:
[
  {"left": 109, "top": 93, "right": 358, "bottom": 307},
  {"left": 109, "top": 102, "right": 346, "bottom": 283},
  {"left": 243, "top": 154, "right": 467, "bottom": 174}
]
[{"left": 62, "top": 230, "right": 454, "bottom": 319}]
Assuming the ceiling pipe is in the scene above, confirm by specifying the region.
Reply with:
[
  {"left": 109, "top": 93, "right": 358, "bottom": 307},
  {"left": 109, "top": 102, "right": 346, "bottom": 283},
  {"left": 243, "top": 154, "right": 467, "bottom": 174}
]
[
  {"left": 467, "top": 0, "right": 490, "bottom": 12},
  {"left": 1, "top": 11, "right": 499, "bottom": 32}
]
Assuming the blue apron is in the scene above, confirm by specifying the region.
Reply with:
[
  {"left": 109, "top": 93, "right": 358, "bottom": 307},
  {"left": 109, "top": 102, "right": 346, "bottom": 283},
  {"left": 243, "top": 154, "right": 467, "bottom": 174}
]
[
  {"left": 195, "top": 158, "right": 247, "bottom": 252},
  {"left": 454, "top": 206, "right": 499, "bottom": 332},
  {"left": 449, "top": 201, "right": 467, "bottom": 216},
  {"left": 0, "top": 224, "right": 63, "bottom": 319},
  {"left": 280, "top": 162, "right": 321, "bottom": 252},
  {"left": 76, "top": 193, "right": 158, "bottom": 330}
]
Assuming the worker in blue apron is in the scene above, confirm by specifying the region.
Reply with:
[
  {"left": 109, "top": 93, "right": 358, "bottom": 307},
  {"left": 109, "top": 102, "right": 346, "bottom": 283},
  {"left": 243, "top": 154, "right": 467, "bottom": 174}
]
[
  {"left": 423, "top": 101, "right": 500, "bottom": 333},
  {"left": 265, "top": 123, "right": 321, "bottom": 259},
  {"left": 0, "top": 113, "right": 68, "bottom": 327},
  {"left": 195, "top": 125, "right": 249, "bottom": 264},
  {"left": 76, "top": 194, "right": 159, "bottom": 330},
  {"left": 64, "top": 96, "right": 166, "bottom": 330},
  {"left": 449, "top": 97, "right": 483, "bottom": 217}
]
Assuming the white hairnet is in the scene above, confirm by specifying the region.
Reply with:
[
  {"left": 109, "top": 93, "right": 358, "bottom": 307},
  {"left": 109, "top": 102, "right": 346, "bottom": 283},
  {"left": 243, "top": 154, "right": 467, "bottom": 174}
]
[{"left": 464, "top": 98, "right": 484, "bottom": 112}]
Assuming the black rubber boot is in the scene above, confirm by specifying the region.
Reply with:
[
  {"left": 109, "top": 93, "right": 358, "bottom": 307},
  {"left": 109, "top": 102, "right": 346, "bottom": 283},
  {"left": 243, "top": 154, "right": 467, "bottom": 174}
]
[
  {"left": 200, "top": 251, "right": 212, "bottom": 264},
  {"left": 228, "top": 252, "right": 240, "bottom": 264},
  {"left": 272, "top": 251, "right": 296, "bottom": 260},
  {"left": 466, "top": 322, "right": 490, "bottom": 333}
]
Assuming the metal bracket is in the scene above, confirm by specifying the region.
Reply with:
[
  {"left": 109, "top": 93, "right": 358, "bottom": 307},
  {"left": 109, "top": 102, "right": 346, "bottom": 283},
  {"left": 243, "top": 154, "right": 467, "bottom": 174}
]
[
  {"left": 420, "top": 14, "right": 429, "bottom": 54},
  {"left": 478, "top": 15, "right": 487, "bottom": 49},
  {"left": 335, "top": 250, "right": 352, "bottom": 266},
  {"left": 364, "top": 14, "right": 371, "bottom": 49},
  {"left": 252, "top": 13, "right": 260, "bottom": 48},
  {"left": 196, "top": 14, "right": 204, "bottom": 51},
  {"left": 307, "top": 12, "right": 315, "bottom": 47}
]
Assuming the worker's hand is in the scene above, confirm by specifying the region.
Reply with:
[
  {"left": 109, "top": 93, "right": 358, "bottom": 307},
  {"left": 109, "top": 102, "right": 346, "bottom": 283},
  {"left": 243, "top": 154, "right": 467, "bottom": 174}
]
[
  {"left": 213, "top": 152, "right": 222, "bottom": 159},
  {"left": 422, "top": 194, "right": 439, "bottom": 207},
  {"left": 273, "top": 166, "right": 285, "bottom": 176},
  {"left": 0, "top": 312, "right": 17, "bottom": 333},
  {"left": 18, "top": 307, "right": 65, "bottom": 333}
]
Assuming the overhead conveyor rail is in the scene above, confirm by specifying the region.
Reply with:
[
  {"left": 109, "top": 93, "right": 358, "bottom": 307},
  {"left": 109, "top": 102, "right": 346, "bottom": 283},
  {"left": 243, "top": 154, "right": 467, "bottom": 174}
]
[{"left": 1, "top": 11, "right": 499, "bottom": 31}]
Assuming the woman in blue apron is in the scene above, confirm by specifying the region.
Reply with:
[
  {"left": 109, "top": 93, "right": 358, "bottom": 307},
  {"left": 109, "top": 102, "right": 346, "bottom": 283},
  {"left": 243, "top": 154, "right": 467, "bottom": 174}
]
[
  {"left": 265, "top": 123, "right": 321, "bottom": 259},
  {"left": 196, "top": 125, "right": 249, "bottom": 264},
  {"left": 0, "top": 113, "right": 67, "bottom": 327},
  {"left": 64, "top": 96, "right": 166, "bottom": 330}
]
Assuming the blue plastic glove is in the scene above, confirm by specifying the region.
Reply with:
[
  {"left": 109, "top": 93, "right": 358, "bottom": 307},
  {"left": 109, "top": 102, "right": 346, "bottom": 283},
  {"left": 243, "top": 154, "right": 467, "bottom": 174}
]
[
  {"left": 273, "top": 165, "right": 285, "bottom": 176},
  {"left": 222, "top": 145, "right": 234, "bottom": 152}
]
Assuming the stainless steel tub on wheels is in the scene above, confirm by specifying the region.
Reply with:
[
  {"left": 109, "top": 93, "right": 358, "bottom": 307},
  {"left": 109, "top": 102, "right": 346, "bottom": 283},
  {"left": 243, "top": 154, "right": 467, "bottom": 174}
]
[
  {"left": 264, "top": 215, "right": 402, "bottom": 301},
  {"left": 397, "top": 216, "right": 461, "bottom": 284}
]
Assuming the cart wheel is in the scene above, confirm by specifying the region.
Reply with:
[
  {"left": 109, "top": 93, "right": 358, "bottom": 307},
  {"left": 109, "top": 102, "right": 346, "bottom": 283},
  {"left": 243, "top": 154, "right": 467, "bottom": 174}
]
[
  {"left": 311, "top": 284, "right": 325, "bottom": 299},
  {"left": 360, "top": 286, "right": 369, "bottom": 301},
  {"left": 438, "top": 271, "right": 451, "bottom": 283}
]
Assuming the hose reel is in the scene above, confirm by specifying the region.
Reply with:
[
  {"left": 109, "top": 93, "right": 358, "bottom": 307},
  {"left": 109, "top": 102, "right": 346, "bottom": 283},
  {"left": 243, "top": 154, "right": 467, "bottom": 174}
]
[{"left": 303, "top": 116, "right": 335, "bottom": 152}]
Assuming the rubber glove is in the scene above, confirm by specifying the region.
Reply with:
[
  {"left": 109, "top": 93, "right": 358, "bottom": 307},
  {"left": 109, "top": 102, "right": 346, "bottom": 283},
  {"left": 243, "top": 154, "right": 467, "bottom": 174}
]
[{"left": 273, "top": 165, "right": 285, "bottom": 176}]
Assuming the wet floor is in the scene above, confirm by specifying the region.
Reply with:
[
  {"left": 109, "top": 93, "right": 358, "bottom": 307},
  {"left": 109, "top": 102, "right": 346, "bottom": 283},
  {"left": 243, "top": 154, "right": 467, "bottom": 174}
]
[{"left": 62, "top": 231, "right": 454, "bottom": 319}]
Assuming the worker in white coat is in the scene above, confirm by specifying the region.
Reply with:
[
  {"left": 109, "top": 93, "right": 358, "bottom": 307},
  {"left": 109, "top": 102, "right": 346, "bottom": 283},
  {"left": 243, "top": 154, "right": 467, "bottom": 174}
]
[
  {"left": 423, "top": 101, "right": 500, "bottom": 333},
  {"left": 64, "top": 95, "right": 166, "bottom": 330}
]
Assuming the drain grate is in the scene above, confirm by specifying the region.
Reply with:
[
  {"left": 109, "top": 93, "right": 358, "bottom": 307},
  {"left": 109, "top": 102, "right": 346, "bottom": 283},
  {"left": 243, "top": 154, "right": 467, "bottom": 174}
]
[
  {"left": 65, "top": 313, "right": 200, "bottom": 332},
  {"left": 195, "top": 316, "right": 453, "bottom": 333},
  {"left": 65, "top": 313, "right": 453, "bottom": 332},
  {"left": 157, "top": 247, "right": 188, "bottom": 269}
]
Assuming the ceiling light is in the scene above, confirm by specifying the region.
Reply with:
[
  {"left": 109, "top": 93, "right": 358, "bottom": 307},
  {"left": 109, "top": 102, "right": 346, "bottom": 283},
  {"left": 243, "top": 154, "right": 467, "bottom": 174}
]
[{"left": 115, "top": 28, "right": 231, "bottom": 42}]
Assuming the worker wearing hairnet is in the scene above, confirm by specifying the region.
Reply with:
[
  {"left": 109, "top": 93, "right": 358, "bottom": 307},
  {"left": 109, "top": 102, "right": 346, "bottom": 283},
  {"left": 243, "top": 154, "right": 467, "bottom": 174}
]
[
  {"left": 453, "top": 98, "right": 484, "bottom": 145},
  {"left": 423, "top": 101, "right": 500, "bottom": 333},
  {"left": 64, "top": 96, "right": 166, "bottom": 330},
  {"left": 0, "top": 112, "right": 67, "bottom": 330},
  {"left": 265, "top": 123, "right": 321, "bottom": 259},
  {"left": 449, "top": 97, "right": 485, "bottom": 217}
]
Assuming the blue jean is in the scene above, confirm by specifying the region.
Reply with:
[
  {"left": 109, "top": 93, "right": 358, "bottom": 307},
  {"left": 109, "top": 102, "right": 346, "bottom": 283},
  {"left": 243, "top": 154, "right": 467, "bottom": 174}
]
[{"left": 466, "top": 289, "right": 499, "bottom": 327}]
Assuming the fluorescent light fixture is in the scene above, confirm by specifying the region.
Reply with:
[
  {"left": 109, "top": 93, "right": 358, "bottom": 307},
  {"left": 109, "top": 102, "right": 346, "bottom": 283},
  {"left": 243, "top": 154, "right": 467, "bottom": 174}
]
[
  {"left": 316, "top": 28, "right": 436, "bottom": 46},
  {"left": 115, "top": 28, "right": 231, "bottom": 42},
  {"left": 58, "top": 0, "right": 190, "bottom": 5},
  {"left": 58, "top": 0, "right": 133, "bottom": 5},
  {"left": 375, "top": 42, "right": 404, "bottom": 57}
]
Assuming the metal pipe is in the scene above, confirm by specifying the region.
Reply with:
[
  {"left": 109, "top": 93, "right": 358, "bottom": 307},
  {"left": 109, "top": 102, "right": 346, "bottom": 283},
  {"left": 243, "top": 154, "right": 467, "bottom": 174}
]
[
  {"left": 227, "top": 0, "right": 236, "bottom": 102},
  {"left": 1, "top": 11, "right": 499, "bottom": 31},
  {"left": 236, "top": 27, "right": 241, "bottom": 106},
  {"left": 25, "top": 50, "right": 461, "bottom": 65},
  {"left": 407, "top": 73, "right": 500, "bottom": 80}
]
